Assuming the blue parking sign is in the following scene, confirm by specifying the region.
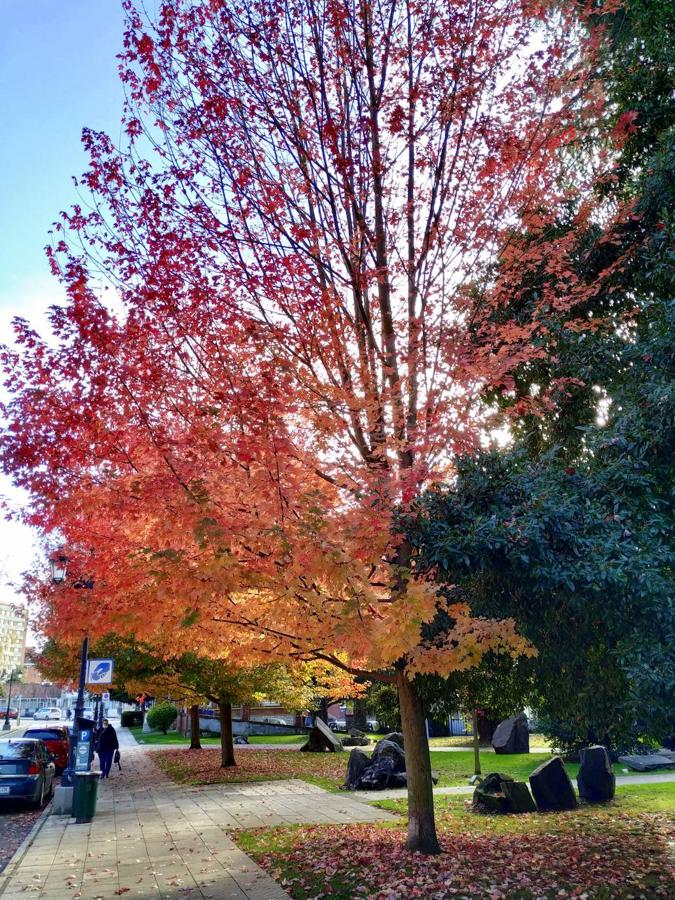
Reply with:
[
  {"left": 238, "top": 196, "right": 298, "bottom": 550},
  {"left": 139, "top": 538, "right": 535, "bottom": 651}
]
[{"left": 85, "top": 658, "right": 114, "bottom": 685}]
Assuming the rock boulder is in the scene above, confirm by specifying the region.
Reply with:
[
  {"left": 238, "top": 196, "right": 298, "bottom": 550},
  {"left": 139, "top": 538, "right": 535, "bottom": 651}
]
[
  {"left": 617, "top": 753, "right": 674, "bottom": 772},
  {"left": 344, "top": 748, "right": 371, "bottom": 789},
  {"left": 492, "top": 713, "right": 529, "bottom": 754},
  {"left": 529, "top": 757, "right": 577, "bottom": 811},
  {"left": 372, "top": 738, "right": 406, "bottom": 771},
  {"left": 300, "top": 717, "right": 343, "bottom": 752},
  {"left": 472, "top": 772, "right": 514, "bottom": 814},
  {"left": 358, "top": 756, "right": 396, "bottom": 790},
  {"left": 577, "top": 745, "right": 615, "bottom": 802}
]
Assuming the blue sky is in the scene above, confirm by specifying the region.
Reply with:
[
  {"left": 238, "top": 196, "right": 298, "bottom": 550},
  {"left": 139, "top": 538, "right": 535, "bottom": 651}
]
[
  {"left": 0, "top": 0, "right": 125, "bottom": 322},
  {"left": 0, "top": 2, "right": 126, "bottom": 613}
]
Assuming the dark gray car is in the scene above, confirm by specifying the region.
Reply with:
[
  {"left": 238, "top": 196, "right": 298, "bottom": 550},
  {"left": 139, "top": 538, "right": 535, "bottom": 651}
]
[{"left": 0, "top": 739, "right": 56, "bottom": 808}]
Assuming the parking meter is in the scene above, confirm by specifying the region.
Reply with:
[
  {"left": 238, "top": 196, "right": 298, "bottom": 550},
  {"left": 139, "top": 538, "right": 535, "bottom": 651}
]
[{"left": 75, "top": 717, "right": 97, "bottom": 772}]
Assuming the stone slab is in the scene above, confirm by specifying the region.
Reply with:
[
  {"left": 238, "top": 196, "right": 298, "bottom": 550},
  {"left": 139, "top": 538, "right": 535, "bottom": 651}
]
[
  {"left": 502, "top": 780, "right": 536, "bottom": 813},
  {"left": 315, "top": 716, "right": 343, "bottom": 750},
  {"left": 618, "top": 753, "right": 675, "bottom": 772}
]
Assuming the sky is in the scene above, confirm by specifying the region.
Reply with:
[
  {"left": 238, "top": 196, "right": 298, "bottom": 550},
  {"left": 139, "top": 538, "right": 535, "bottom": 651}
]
[{"left": 0, "top": 1, "right": 126, "bottom": 622}]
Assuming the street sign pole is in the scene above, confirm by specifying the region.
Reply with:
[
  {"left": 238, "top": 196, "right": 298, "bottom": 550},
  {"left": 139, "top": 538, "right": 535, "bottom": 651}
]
[{"left": 61, "top": 636, "right": 89, "bottom": 787}]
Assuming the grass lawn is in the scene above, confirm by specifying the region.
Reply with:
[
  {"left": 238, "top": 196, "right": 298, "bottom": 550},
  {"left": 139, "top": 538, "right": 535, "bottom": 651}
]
[
  {"left": 154, "top": 745, "right": 675, "bottom": 794},
  {"left": 427, "top": 732, "right": 553, "bottom": 750},
  {"left": 248, "top": 734, "right": 307, "bottom": 745},
  {"left": 129, "top": 726, "right": 221, "bottom": 745},
  {"left": 129, "top": 726, "right": 307, "bottom": 746},
  {"left": 235, "top": 783, "right": 675, "bottom": 899}
]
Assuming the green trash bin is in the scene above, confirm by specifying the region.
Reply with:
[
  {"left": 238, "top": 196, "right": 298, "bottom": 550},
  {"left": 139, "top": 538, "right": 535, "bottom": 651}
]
[{"left": 72, "top": 771, "right": 100, "bottom": 823}]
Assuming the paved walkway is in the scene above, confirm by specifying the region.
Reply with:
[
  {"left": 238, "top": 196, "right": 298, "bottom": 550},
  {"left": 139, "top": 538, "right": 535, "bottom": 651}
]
[{"left": 0, "top": 729, "right": 394, "bottom": 900}]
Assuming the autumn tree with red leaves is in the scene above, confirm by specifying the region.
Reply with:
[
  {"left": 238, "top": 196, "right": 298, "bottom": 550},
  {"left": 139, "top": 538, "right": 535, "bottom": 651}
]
[{"left": 2, "top": 0, "right": 628, "bottom": 853}]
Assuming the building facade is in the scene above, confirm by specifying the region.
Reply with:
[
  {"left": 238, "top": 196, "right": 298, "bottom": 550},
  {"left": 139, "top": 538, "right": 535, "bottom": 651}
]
[{"left": 0, "top": 601, "right": 28, "bottom": 676}]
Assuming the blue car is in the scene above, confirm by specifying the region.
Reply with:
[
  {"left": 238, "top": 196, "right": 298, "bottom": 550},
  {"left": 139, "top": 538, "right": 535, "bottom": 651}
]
[{"left": 0, "top": 739, "right": 56, "bottom": 808}]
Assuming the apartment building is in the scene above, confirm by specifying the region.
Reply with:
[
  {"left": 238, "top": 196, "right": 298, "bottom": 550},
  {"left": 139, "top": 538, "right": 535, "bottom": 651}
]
[{"left": 0, "top": 600, "right": 28, "bottom": 676}]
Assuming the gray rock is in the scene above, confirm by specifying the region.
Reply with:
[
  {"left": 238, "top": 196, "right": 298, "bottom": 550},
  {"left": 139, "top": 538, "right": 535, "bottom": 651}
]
[
  {"left": 501, "top": 780, "right": 536, "bottom": 813},
  {"left": 342, "top": 736, "right": 370, "bottom": 747},
  {"left": 358, "top": 755, "right": 396, "bottom": 789},
  {"left": 234, "top": 735, "right": 249, "bottom": 745},
  {"left": 344, "top": 747, "right": 371, "bottom": 788},
  {"left": 300, "top": 717, "right": 343, "bottom": 752},
  {"left": 472, "top": 772, "right": 515, "bottom": 814},
  {"left": 388, "top": 771, "right": 408, "bottom": 788},
  {"left": 529, "top": 757, "right": 577, "bottom": 811},
  {"left": 372, "top": 738, "right": 406, "bottom": 771},
  {"left": 492, "top": 713, "right": 529, "bottom": 754},
  {"left": 617, "top": 753, "right": 674, "bottom": 772},
  {"left": 383, "top": 732, "right": 404, "bottom": 749},
  {"left": 578, "top": 745, "right": 615, "bottom": 802}
]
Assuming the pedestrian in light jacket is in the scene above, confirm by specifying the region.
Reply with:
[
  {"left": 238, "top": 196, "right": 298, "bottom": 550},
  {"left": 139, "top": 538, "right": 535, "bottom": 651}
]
[{"left": 97, "top": 719, "right": 119, "bottom": 779}]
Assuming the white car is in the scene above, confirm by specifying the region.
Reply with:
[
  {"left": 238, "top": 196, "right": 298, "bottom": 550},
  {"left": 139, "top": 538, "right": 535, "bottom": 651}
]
[{"left": 34, "top": 707, "right": 62, "bottom": 721}]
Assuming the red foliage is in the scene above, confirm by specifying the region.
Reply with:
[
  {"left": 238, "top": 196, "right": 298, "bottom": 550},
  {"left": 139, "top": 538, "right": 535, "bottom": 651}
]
[
  {"left": 246, "top": 814, "right": 675, "bottom": 899},
  {"left": 2, "top": 2, "right": 630, "bottom": 687}
]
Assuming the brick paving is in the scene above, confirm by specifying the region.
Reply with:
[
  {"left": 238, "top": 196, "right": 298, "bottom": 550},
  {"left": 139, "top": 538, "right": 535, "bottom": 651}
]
[{"left": 0, "top": 728, "right": 394, "bottom": 899}]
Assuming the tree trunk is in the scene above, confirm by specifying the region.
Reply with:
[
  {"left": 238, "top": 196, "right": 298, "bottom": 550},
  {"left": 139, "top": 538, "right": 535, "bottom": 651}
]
[
  {"left": 352, "top": 698, "right": 367, "bottom": 731},
  {"left": 218, "top": 700, "right": 235, "bottom": 767},
  {"left": 318, "top": 697, "right": 329, "bottom": 724},
  {"left": 472, "top": 709, "right": 481, "bottom": 776},
  {"left": 477, "top": 714, "right": 497, "bottom": 745},
  {"left": 189, "top": 704, "right": 202, "bottom": 750},
  {"left": 397, "top": 671, "right": 441, "bottom": 854}
]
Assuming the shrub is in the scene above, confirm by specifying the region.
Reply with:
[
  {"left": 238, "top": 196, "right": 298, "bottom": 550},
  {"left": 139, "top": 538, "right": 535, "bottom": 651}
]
[
  {"left": 146, "top": 701, "right": 178, "bottom": 734},
  {"left": 121, "top": 710, "right": 143, "bottom": 728}
]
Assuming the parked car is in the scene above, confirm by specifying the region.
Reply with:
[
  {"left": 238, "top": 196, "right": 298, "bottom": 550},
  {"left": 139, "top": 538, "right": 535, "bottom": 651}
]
[
  {"left": 262, "top": 717, "right": 287, "bottom": 726},
  {"left": 0, "top": 739, "right": 56, "bottom": 807},
  {"left": 34, "top": 707, "right": 62, "bottom": 721},
  {"left": 329, "top": 719, "right": 347, "bottom": 732},
  {"left": 21, "top": 726, "right": 70, "bottom": 773},
  {"left": 3, "top": 707, "right": 19, "bottom": 720}
]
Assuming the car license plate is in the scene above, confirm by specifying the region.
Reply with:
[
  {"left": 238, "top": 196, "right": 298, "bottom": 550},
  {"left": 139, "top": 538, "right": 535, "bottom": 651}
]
[{"left": 0, "top": 786, "right": 10, "bottom": 795}]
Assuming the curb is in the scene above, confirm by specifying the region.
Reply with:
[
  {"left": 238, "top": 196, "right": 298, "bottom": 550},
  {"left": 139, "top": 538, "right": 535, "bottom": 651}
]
[{"left": 0, "top": 800, "right": 53, "bottom": 897}]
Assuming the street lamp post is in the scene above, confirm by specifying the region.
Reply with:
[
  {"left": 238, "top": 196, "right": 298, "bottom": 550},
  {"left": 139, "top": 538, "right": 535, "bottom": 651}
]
[
  {"left": 2, "top": 668, "right": 17, "bottom": 731},
  {"left": 50, "top": 554, "right": 91, "bottom": 787}
]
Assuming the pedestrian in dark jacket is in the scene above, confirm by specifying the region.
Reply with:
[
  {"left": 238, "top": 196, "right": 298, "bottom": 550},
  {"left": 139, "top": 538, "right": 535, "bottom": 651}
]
[{"left": 97, "top": 719, "right": 119, "bottom": 779}]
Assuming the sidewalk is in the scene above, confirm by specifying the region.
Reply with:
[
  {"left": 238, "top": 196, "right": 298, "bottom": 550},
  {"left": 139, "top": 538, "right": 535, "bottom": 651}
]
[{"left": 0, "top": 729, "right": 394, "bottom": 900}]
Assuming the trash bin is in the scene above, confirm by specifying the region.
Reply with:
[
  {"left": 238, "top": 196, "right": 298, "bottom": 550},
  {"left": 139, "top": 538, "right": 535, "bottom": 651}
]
[{"left": 72, "top": 771, "right": 100, "bottom": 823}]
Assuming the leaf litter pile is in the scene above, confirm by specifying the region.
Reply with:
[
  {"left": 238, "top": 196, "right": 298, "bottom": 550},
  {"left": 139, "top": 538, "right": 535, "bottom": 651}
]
[
  {"left": 237, "top": 801, "right": 675, "bottom": 899},
  {"left": 155, "top": 747, "right": 346, "bottom": 786}
]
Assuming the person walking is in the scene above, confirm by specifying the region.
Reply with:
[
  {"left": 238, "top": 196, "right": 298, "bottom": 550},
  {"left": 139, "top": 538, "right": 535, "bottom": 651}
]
[{"left": 97, "top": 718, "right": 119, "bottom": 779}]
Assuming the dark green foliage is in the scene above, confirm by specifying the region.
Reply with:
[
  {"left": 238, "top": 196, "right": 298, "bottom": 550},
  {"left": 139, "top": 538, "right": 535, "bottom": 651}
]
[
  {"left": 405, "top": 296, "right": 673, "bottom": 751},
  {"left": 416, "top": 655, "right": 536, "bottom": 741},
  {"left": 594, "top": 0, "right": 675, "bottom": 183},
  {"left": 366, "top": 682, "right": 401, "bottom": 733},
  {"left": 401, "top": 0, "right": 675, "bottom": 752},
  {"left": 121, "top": 710, "right": 143, "bottom": 728},
  {"left": 147, "top": 701, "right": 178, "bottom": 734}
]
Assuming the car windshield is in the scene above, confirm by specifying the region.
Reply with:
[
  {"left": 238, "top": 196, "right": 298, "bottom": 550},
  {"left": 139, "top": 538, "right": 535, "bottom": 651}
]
[
  {"left": 23, "top": 729, "right": 64, "bottom": 740},
  {"left": 0, "top": 741, "right": 36, "bottom": 759}
]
